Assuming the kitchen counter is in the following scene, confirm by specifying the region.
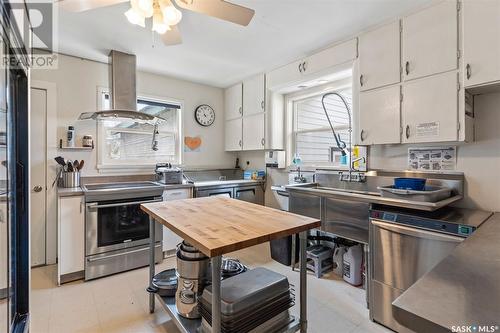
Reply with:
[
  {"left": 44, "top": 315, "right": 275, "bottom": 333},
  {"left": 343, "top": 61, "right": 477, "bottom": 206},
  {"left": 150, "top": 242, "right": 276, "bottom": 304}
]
[
  {"left": 392, "top": 212, "right": 500, "bottom": 332},
  {"left": 57, "top": 187, "right": 84, "bottom": 197}
]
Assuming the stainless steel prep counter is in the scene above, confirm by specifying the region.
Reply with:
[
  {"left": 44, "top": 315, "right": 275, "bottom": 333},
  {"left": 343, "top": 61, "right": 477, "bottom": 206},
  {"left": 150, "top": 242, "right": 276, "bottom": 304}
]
[{"left": 392, "top": 213, "right": 500, "bottom": 332}]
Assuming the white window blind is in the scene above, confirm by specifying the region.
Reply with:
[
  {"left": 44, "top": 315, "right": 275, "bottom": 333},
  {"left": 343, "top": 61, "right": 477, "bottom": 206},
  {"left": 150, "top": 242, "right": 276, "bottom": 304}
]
[
  {"left": 294, "top": 89, "right": 352, "bottom": 165},
  {"left": 98, "top": 92, "right": 181, "bottom": 169}
]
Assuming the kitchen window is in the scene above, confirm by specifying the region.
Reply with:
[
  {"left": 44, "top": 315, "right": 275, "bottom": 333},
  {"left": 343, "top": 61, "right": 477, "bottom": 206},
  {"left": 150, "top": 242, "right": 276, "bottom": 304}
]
[
  {"left": 292, "top": 87, "right": 352, "bottom": 165},
  {"left": 97, "top": 90, "right": 182, "bottom": 170}
]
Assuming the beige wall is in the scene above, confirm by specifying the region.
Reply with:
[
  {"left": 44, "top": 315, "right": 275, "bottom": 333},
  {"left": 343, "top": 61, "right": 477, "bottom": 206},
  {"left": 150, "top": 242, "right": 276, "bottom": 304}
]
[
  {"left": 31, "top": 54, "right": 235, "bottom": 176},
  {"left": 240, "top": 92, "right": 500, "bottom": 212}
]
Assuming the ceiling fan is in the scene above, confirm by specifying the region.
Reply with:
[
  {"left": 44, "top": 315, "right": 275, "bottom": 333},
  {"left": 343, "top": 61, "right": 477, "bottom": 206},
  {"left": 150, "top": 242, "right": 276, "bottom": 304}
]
[{"left": 56, "top": 0, "right": 255, "bottom": 45}]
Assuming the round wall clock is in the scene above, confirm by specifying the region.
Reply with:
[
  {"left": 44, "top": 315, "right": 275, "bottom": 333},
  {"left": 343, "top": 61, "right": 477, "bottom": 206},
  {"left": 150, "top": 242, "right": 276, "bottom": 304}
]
[{"left": 195, "top": 104, "right": 215, "bottom": 127}]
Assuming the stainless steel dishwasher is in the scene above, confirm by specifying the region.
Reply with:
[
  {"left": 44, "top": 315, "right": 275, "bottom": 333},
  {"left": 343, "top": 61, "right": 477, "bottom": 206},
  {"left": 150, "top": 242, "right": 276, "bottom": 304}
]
[{"left": 369, "top": 206, "right": 492, "bottom": 332}]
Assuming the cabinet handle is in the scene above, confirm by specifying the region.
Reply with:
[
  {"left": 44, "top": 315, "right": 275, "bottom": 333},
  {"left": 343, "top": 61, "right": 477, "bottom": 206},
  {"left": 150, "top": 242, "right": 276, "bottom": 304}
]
[
  {"left": 298, "top": 63, "right": 303, "bottom": 73},
  {"left": 405, "top": 125, "right": 410, "bottom": 139},
  {"left": 302, "top": 62, "right": 307, "bottom": 72},
  {"left": 261, "top": 100, "right": 264, "bottom": 109},
  {"left": 359, "top": 75, "right": 364, "bottom": 87},
  {"left": 466, "top": 64, "right": 471, "bottom": 80},
  {"left": 405, "top": 61, "right": 410, "bottom": 75},
  {"left": 239, "top": 106, "right": 242, "bottom": 114},
  {"left": 360, "top": 129, "right": 365, "bottom": 142},
  {"left": 261, "top": 138, "right": 265, "bottom": 146},
  {"left": 239, "top": 140, "right": 242, "bottom": 147}
]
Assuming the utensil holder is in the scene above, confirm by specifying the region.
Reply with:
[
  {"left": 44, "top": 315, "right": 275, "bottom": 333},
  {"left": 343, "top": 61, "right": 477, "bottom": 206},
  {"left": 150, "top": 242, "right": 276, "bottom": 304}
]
[{"left": 62, "top": 171, "right": 80, "bottom": 188}]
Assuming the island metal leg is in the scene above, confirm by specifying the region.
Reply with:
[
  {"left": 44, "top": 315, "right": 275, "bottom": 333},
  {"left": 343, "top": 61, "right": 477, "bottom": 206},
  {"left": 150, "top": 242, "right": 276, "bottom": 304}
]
[
  {"left": 211, "top": 256, "right": 222, "bottom": 333},
  {"left": 299, "top": 231, "right": 308, "bottom": 333},
  {"left": 149, "top": 217, "right": 156, "bottom": 314}
]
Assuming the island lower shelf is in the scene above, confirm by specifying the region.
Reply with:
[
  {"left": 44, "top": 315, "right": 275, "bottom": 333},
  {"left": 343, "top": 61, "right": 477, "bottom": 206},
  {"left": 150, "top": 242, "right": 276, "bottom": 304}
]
[{"left": 155, "top": 294, "right": 301, "bottom": 333}]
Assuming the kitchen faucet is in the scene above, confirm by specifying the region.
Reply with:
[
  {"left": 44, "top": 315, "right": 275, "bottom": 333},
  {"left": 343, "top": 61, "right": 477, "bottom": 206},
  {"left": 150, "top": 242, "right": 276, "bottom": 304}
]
[{"left": 321, "top": 92, "right": 365, "bottom": 182}]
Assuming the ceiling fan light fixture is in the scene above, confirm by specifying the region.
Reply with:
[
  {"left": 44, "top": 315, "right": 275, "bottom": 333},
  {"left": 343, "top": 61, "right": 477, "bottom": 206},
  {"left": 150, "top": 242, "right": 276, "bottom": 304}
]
[
  {"left": 161, "top": 0, "right": 182, "bottom": 26},
  {"left": 125, "top": 7, "right": 146, "bottom": 27},
  {"left": 152, "top": 9, "right": 170, "bottom": 34},
  {"left": 137, "top": 0, "right": 154, "bottom": 16}
]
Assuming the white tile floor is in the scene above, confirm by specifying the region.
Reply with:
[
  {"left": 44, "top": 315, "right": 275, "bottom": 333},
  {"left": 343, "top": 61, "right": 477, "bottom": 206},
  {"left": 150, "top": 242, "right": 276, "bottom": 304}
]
[{"left": 27, "top": 243, "right": 390, "bottom": 333}]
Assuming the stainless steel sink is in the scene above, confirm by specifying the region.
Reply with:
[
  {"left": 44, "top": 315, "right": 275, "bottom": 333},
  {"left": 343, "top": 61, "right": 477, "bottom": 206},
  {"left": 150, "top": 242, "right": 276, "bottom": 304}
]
[{"left": 315, "top": 186, "right": 381, "bottom": 197}]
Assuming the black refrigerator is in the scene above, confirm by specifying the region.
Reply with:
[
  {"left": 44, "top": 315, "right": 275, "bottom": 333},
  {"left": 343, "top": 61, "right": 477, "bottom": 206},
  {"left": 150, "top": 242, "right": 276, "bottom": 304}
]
[{"left": 1, "top": 1, "right": 31, "bottom": 333}]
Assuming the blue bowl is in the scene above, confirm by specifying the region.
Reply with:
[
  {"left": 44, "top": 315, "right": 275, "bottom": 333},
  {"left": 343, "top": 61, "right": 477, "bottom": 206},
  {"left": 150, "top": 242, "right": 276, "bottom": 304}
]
[{"left": 394, "top": 178, "right": 426, "bottom": 191}]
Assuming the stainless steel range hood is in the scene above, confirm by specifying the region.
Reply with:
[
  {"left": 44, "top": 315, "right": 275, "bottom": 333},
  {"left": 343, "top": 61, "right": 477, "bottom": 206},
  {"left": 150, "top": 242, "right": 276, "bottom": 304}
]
[{"left": 79, "top": 50, "right": 163, "bottom": 123}]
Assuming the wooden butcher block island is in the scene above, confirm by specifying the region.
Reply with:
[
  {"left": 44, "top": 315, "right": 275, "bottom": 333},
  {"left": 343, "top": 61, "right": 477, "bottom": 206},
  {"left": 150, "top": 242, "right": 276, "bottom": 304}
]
[{"left": 141, "top": 196, "right": 320, "bottom": 333}]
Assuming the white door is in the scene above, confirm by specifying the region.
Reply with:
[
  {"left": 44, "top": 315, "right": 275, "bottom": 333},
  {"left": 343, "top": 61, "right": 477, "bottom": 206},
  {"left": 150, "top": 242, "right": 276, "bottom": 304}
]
[
  {"left": 224, "top": 83, "right": 243, "bottom": 120},
  {"left": 463, "top": 0, "right": 500, "bottom": 87},
  {"left": 402, "top": 71, "right": 458, "bottom": 143},
  {"left": 30, "top": 88, "right": 47, "bottom": 267},
  {"left": 266, "top": 59, "right": 305, "bottom": 91},
  {"left": 402, "top": 0, "right": 458, "bottom": 81},
  {"left": 359, "top": 21, "right": 401, "bottom": 91},
  {"left": 225, "top": 118, "right": 243, "bottom": 151},
  {"left": 243, "top": 113, "right": 265, "bottom": 150},
  {"left": 243, "top": 74, "right": 265, "bottom": 116},
  {"left": 359, "top": 85, "right": 401, "bottom": 145}
]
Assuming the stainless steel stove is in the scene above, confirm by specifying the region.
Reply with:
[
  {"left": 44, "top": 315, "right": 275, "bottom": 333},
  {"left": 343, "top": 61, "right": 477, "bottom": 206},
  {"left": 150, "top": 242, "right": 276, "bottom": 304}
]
[{"left": 83, "top": 181, "right": 164, "bottom": 280}]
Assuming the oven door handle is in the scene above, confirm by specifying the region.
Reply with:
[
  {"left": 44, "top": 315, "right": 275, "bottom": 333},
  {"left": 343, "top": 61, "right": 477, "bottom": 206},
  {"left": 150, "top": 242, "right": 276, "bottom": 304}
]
[
  {"left": 86, "top": 245, "right": 160, "bottom": 262},
  {"left": 86, "top": 198, "right": 163, "bottom": 210},
  {"left": 371, "top": 219, "right": 464, "bottom": 243}
]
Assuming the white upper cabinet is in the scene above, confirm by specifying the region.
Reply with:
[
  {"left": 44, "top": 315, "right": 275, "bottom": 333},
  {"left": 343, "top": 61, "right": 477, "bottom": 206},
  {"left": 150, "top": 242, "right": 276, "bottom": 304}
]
[
  {"left": 359, "top": 21, "right": 401, "bottom": 91},
  {"left": 267, "top": 38, "right": 357, "bottom": 91},
  {"left": 463, "top": 0, "right": 500, "bottom": 88},
  {"left": 243, "top": 74, "right": 265, "bottom": 116},
  {"left": 225, "top": 83, "right": 243, "bottom": 120},
  {"left": 402, "top": 0, "right": 458, "bottom": 81},
  {"left": 359, "top": 85, "right": 401, "bottom": 145},
  {"left": 225, "top": 118, "right": 243, "bottom": 151},
  {"left": 243, "top": 113, "right": 265, "bottom": 150},
  {"left": 402, "top": 71, "right": 459, "bottom": 143},
  {"left": 305, "top": 38, "right": 358, "bottom": 76}
]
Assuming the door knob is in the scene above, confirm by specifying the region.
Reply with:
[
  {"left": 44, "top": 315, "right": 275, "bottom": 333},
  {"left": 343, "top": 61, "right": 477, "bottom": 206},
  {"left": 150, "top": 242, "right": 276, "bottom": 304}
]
[{"left": 33, "top": 185, "right": 43, "bottom": 192}]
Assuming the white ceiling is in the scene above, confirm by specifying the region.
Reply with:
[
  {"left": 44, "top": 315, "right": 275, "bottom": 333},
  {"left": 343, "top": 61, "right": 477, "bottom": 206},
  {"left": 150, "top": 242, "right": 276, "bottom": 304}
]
[{"left": 56, "top": 0, "right": 432, "bottom": 88}]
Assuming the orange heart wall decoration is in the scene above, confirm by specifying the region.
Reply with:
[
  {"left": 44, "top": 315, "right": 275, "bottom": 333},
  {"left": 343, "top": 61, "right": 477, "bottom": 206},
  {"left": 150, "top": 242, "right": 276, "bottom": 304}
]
[{"left": 184, "top": 136, "right": 202, "bottom": 152}]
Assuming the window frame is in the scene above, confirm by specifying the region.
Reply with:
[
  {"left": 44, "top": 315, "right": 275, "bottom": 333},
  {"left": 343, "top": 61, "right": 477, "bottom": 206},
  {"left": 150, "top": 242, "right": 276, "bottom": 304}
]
[
  {"left": 95, "top": 86, "right": 183, "bottom": 172},
  {"left": 285, "top": 78, "right": 353, "bottom": 168}
]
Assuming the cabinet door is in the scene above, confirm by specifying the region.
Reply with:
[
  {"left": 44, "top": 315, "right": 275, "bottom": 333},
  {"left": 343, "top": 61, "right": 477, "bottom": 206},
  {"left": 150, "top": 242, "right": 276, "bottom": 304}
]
[
  {"left": 402, "top": 71, "right": 458, "bottom": 143},
  {"left": 59, "top": 196, "right": 85, "bottom": 276},
  {"left": 463, "top": 0, "right": 500, "bottom": 87},
  {"left": 266, "top": 59, "right": 305, "bottom": 91},
  {"left": 359, "top": 85, "right": 401, "bottom": 145},
  {"left": 243, "top": 73, "right": 265, "bottom": 116},
  {"left": 224, "top": 83, "right": 243, "bottom": 120},
  {"left": 242, "top": 113, "right": 265, "bottom": 150},
  {"left": 306, "top": 38, "right": 358, "bottom": 76},
  {"left": 359, "top": 21, "right": 401, "bottom": 91},
  {"left": 402, "top": 0, "right": 458, "bottom": 81},
  {"left": 225, "top": 118, "right": 243, "bottom": 151},
  {"left": 162, "top": 189, "right": 191, "bottom": 252}
]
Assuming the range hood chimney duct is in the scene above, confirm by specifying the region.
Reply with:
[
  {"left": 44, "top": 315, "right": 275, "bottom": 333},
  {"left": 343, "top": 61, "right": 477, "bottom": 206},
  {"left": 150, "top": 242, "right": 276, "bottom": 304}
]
[{"left": 109, "top": 50, "right": 137, "bottom": 111}]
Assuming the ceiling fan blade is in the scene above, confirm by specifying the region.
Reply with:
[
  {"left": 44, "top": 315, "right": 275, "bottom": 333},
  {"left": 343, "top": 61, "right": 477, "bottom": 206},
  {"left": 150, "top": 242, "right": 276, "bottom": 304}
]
[
  {"left": 161, "top": 25, "right": 182, "bottom": 45},
  {"left": 174, "top": 0, "right": 255, "bottom": 26},
  {"left": 56, "top": 0, "right": 128, "bottom": 12}
]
